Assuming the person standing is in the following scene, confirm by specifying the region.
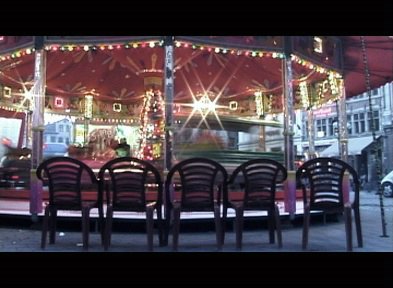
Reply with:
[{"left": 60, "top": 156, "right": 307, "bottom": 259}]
[{"left": 116, "top": 138, "right": 131, "bottom": 157}]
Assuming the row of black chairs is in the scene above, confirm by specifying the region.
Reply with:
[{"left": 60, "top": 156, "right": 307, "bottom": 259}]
[{"left": 36, "top": 156, "right": 363, "bottom": 251}]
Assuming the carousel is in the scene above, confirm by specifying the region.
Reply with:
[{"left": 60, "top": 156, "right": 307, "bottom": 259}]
[{"left": 0, "top": 36, "right": 392, "bottom": 221}]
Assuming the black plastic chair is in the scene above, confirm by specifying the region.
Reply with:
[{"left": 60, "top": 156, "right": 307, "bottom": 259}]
[
  {"left": 296, "top": 157, "right": 363, "bottom": 251},
  {"left": 165, "top": 157, "right": 228, "bottom": 251},
  {"left": 36, "top": 157, "right": 103, "bottom": 250},
  {"left": 98, "top": 157, "right": 164, "bottom": 251},
  {"left": 227, "top": 158, "right": 287, "bottom": 249}
]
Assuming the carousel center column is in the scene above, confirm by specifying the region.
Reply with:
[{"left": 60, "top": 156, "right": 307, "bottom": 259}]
[{"left": 30, "top": 36, "right": 46, "bottom": 219}]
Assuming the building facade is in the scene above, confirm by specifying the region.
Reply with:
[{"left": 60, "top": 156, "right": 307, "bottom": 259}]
[
  {"left": 294, "top": 82, "right": 393, "bottom": 188},
  {"left": 43, "top": 118, "right": 73, "bottom": 145}
]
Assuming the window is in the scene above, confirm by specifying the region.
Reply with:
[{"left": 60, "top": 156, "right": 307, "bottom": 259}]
[
  {"left": 303, "top": 121, "right": 308, "bottom": 141},
  {"left": 328, "top": 117, "right": 337, "bottom": 136},
  {"left": 59, "top": 125, "right": 64, "bottom": 132},
  {"left": 66, "top": 125, "right": 70, "bottom": 133},
  {"left": 3, "top": 86, "right": 11, "bottom": 98},
  {"left": 367, "top": 110, "right": 379, "bottom": 131},
  {"left": 316, "top": 119, "right": 327, "bottom": 137},
  {"left": 347, "top": 115, "right": 352, "bottom": 135},
  {"left": 353, "top": 113, "right": 365, "bottom": 134},
  {"left": 313, "top": 37, "right": 323, "bottom": 53},
  {"left": 50, "top": 136, "right": 56, "bottom": 142},
  {"left": 58, "top": 137, "right": 63, "bottom": 143}
]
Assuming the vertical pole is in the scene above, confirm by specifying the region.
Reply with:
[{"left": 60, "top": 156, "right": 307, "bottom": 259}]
[
  {"left": 360, "top": 36, "right": 388, "bottom": 237},
  {"left": 337, "top": 85, "right": 350, "bottom": 202},
  {"left": 84, "top": 118, "right": 89, "bottom": 145},
  {"left": 283, "top": 37, "right": 296, "bottom": 218},
  {"left": 30, "top": 36, "right": 46, "bottom": 219},
  {"left": 307, "top": 109, "right": 316, "bottom": 159},
  {"left": 259, "top": 125, "right": 266, "bottom": 151},
  {"left": 164, "top": 36, "right": 174, "bottom": 172},
  {"left": 283, "top": 37, "right": 295, "bottom": 171},
  {"left": 24, "top": 111, "right": 33, "bottom": 148},
  {"left": 163, "top": 36, "right": 175, "bottom": 246},
  {"left": 338, "top": 80, "right": 349, "bottom": 162},
  {"left": 335, "top": 99, "right": 342, "bottom": 160}
]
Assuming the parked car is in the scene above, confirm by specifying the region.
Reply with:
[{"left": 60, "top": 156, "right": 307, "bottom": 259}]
[
  {"left": 43, "top": 143, "right": 68, "bottom": 159},
  {"left": 381, "top": 170, "right": 393, "bottom": 197}
]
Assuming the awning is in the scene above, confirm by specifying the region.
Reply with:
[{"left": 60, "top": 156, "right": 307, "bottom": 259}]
[{"left": 320, "top": 136, "right": 376, "bottom": 157}]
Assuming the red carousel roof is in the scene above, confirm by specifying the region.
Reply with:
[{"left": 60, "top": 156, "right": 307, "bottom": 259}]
[
  {"left": 0, "top": 36, "right": 392, "bottom": 107},
  {"left": 341, "top": 36, "right": 393, "bottom": 97}
]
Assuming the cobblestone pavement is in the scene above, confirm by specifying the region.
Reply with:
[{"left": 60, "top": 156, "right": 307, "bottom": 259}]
[{"left": 0, "top": 191, "right": 392, "bottom": 252}]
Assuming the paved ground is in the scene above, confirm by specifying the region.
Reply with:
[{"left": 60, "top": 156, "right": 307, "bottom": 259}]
[{"left": 0, "top": 190, "right": 392, "bottom": 252}]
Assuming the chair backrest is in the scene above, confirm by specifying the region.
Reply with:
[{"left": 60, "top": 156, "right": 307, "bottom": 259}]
[
  {"left": 98, "top": 157, "right": 162, "bottom": 211},
  {"left": 228, "top": 158, "right": 287, "bottom": 208},
  {"left": 296, "top": 157, "right": 360, "bottom": 211},
  {"left": 165, "top": 157, "right": 228, "bottom": 211},
  {"left": 36, "top": 157, "right": 98, "bottom": 209}
]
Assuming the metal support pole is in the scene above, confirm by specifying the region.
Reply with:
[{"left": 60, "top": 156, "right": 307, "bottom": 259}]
[
  {"left": 24, "top": 110, "right": 33, "bottom": 148},
  {"left": 283, "top": 38, "right": 295, "bottom": 171},
  {"left": 259, "top": 125, "right": 266, "bottom": 151},
  {"left": 338, "top": 81, "right": 349, "bottom": 162},
  {"left": 30, "top": 36, "right": 46, "bottom": 218},
  {"left": 164, "top": 36, "right": 174, "bottom": 172},
  {"left": 283, "top": 37, "right": 296, "bottom": 219},
  {"left": 360, "top": 36, "right": 388, "bottom": 237},
  {"left": 335, "top": 99, "right": 342, "bottom": 160},
  {"left": 163, "top": 36, "right": 175, "bottom": 246},
  {"left": 84, "top": 118, "right": 89, "bottom": 145},
  {"left": 306, "top": 109, "right": 316, "bottom": 159}
]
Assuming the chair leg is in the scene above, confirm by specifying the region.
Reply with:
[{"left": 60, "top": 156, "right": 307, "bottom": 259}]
[
  {"left": 82, "top": 207, "right": 90, "bottom": 250},
  {"left": 353, "top": 206, "right": 363, "bottom": 247},
  {"left": 146, "top": 205, "right": 154, "bottom": 252},
  {"left": 344, "top": 206, "right": 353, "bottom": 252},
  {"left": 213, "top": 204, "right": 222, "bottom": 250},
  {"left": 302, "top": 206, "right": 310, "bottom": 250},
  {"left": 49, "top": 208, "right": 57, "bottom": 244},
  {"left": 267, "top": 209, "right": 275, "bottom": 244},
  {"left": 104, "top": 206, "right": 113, "bottom": 251},
  {"left": 163, "top": 204, "right": 172, "bottom": 247},
  {"left": 98, "top": 205, "right": 105, "bottom": 246},
  {"left": 221, "top": 203, "right": 228, "bottom": 245},
  {"left": 274, "top": 205, "right": 282, "bottom": 248},
  {"left": 172, "top": 204, "right": 181, "bottom": 251},
  {"left": 41, "top": 205, "right": 50, "bottom": 249},
  {"left": 156, "top": 204, "right": 165, "bottom": 247},
  {"left": 234, "top": 205, "right": 244, "bottom": 250}
]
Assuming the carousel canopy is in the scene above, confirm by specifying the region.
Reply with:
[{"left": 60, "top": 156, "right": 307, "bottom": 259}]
[
  {"left": 341, "top": 36, "right": 393, "bottom": 97},
  {"left": 0, "top": 36, "right": 392, "bottom": 114}
]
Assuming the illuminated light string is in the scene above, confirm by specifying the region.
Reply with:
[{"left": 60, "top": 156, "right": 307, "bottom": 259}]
[
  {"left": 0, "top": 105, "right": 26, "bottom": 113},
  {"left": 174, "top": 40, "right": 285, "bottom": 59},
  {"left": 43, "top": 40, "right": 164, "bottom": 52},
  {"left": 0, "top": 41, "right": 342, "bottom": 78},
  {"left": 137, "top": 89, "right": 165, "bottom": 161},
  {"left": 291, "top": 54, "right": 342, "bottom": 78},
  {"left": 294, "top": 71, "right": 342, "bottom": 110}
]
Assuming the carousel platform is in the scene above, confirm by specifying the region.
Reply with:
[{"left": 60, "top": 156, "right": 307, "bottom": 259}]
[{"left": 0, "top": 188, "right": 305, "bottom": 222}]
